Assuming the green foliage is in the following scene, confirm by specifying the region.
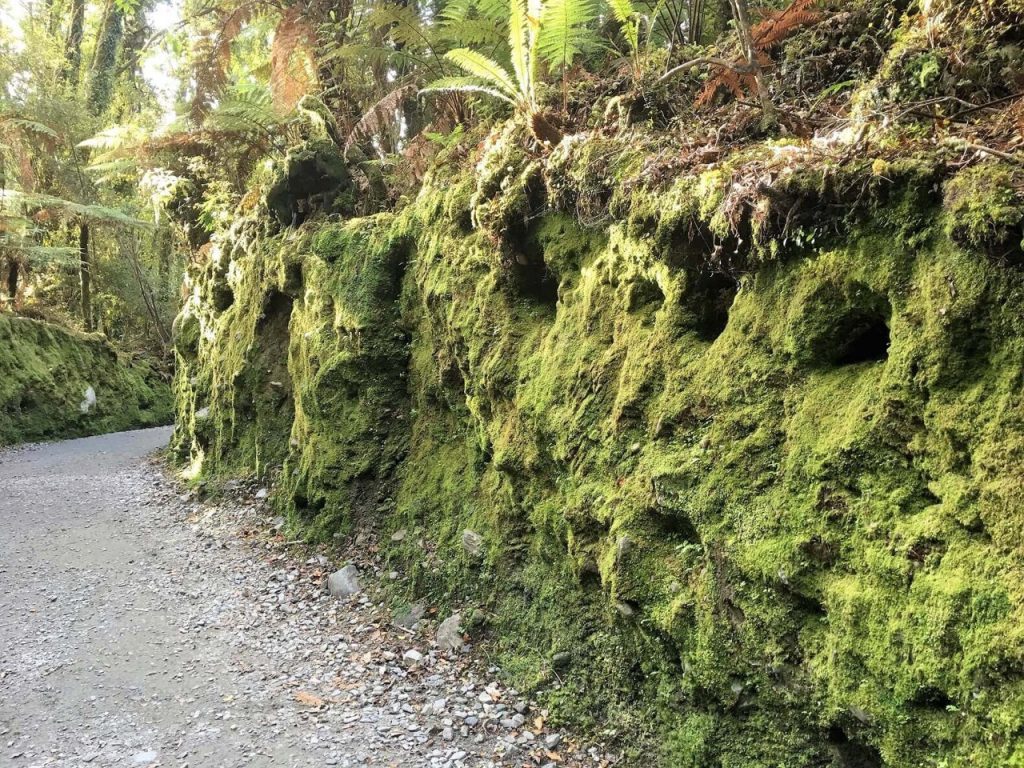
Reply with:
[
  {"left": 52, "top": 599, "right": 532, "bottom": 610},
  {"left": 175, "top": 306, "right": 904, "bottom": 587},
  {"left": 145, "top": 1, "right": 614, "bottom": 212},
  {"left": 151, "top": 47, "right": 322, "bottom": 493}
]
[{"left": 537, "top": 0, "right": 599, "bottom": 70}]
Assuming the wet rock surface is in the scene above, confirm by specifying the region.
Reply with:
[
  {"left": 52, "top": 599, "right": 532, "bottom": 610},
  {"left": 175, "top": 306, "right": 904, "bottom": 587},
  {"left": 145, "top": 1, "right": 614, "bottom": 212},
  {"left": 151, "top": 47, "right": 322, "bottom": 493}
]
[{"left": 0, "top": 428, "right": 613, "bottom": 768}]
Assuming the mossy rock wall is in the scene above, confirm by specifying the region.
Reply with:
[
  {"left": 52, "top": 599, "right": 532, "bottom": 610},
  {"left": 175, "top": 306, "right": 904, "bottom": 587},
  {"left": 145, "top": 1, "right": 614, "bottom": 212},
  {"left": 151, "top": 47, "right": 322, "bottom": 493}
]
[
  {"left": 172, "top": 151, "right": 1024, "bottom": 766},
  {"left": 0, "top": 314, "right": 172, "bottom": 446}
]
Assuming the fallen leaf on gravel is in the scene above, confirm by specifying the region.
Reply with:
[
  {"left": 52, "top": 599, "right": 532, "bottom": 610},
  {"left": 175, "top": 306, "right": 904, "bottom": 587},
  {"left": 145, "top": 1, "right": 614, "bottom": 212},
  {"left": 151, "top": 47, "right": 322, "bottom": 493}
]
[{"left": 293, "top": 691, "right": 325, "bottom": 708}]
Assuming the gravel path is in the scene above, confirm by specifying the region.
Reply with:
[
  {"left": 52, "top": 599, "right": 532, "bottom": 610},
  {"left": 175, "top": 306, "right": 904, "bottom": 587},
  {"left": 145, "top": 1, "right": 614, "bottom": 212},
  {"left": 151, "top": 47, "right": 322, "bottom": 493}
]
[{"left": 0, "top": 429, "right": 614, "bottom": 768}]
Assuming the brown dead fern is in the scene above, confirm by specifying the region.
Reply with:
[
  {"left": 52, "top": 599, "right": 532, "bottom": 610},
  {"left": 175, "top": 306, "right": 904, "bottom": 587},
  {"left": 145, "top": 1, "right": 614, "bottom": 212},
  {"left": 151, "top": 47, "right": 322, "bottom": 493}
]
[
  {"left": 270, "top": 6, "right": 319, "bottom": 114},
  {"left": 696, "top": 0, "right": 821, "bottom": 109},
  {"left": 190, "top": 2, "right": 255, "bottom": 122}
]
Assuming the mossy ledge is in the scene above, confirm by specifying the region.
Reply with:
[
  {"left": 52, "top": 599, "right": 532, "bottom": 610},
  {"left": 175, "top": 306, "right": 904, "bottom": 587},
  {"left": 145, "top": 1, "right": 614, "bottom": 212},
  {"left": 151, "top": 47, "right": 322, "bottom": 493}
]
[
  {"left": 172, "top": 128, "right": 1024, "bottom": 767},
  {"left": 0, "top": 314, "right": 172, "bottom": 446}
]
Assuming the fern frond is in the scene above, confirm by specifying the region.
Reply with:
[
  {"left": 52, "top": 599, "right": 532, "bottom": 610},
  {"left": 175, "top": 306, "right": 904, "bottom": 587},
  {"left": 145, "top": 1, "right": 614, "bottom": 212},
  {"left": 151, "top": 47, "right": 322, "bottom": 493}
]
[
  {"left": 441, "top": 0, "right": 507, "bottom": 47},
  {"left": 608, "top": 0, "right": 640, "bottom": 54},
  {"left": 508, "top": 0, "right": 532, "bottom": 102},
  {"left": 444, "top": 49, "right": 519, "bottom": 100},
  {"left": 0, "top": 116, "right": 60, "bottom": 141},
  {"left": 366, "top": 2, "right": 436, "bottom": 49},
  {"left": 752, "top": 0, "right": 820, "bottom": 48},
  {"left": 0, "top": 190, "right": 154, "bottom": 230},
  {"left": 420, "top": 76, "right": 516, "bottom": 105},
  {"left": 190, "top": 2, "right": 255, "bottom": 121},
  {"left": 537, "top": 0, "right": 599, "bottom": 71},
  {"left": 204, "top": 86, "right": 279, "bottom": 134}
]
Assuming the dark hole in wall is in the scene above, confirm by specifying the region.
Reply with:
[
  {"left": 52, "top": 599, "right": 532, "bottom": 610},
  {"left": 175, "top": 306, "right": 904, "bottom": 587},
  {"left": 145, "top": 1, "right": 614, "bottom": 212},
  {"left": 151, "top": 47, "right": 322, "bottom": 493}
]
[
  {"left": 650, "top": 509, "right": 700, "bottom": 542},
  {"left": 910, "top": 686, "right": 953, "bottom": 709},
  {"left": 627, "top": 279, "right": 665, "bottom": 313},
  {"left": 213, "top": 285, "right": 234, "bottom": 312},
  {"left": 827, "top": 725, "right": 883, "bottom": 768},
  {"left": 284, "top": 262, "right": 304, "bottom": 294},
  {"left": 688, "top": 271, "right": 738, "bottom": 342},
  {"left": 507, "top": 249, "right": 557, "bottom": 307},
  {"left": 258, "top": 291, "right": 294, "bottom": 332},
  {"left": 507, "top": 231, "right": 559, "bottom": 307},
  {"left": 833, "top": 310, "right": 890, "bottom": 365},
  {"left": 293, "top": 491, "right": 326, "bottom": 517},
  {"left": 789, "top": 588, "right": 827, "bottom": 620},
  {"left": 578, "top": 560, "right": 602, "bottom": 591}
]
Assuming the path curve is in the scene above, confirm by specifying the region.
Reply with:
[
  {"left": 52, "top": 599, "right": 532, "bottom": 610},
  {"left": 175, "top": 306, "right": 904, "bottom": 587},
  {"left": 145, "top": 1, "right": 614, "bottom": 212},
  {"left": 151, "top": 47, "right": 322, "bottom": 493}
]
[{"left": 0, "top": 429, "right": 605, "bottom": 768}]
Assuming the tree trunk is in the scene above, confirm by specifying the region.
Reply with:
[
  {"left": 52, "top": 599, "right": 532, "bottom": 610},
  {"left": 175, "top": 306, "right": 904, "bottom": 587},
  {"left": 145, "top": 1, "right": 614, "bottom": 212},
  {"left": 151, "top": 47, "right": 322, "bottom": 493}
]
[
  {"left": 88, "top": 0, "right": 125, "bottom": 115},
  {"left": 79, "top": 223, "right": 93, "bottom": 331},
  {"left": 5, "top": 259, "right": 18, "bottom": 305},
  {"left": 728, "top": 0, "right": 774, "bottom": 121},
  {"left": 61, "top": 0, "right": 85, "bottom": 86}
]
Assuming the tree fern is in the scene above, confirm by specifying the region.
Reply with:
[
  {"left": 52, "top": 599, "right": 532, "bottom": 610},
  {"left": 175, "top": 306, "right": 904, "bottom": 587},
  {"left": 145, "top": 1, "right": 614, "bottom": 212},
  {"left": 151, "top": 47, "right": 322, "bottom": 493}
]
[
  {"left": 607, "top": 0, "right": 640, "bottom": 55},
  {"left": 440, "top": 0, "right": 507, "bottom": 48},
  {"left": 537, "top": 0, "right": 598, "bottom": 71}
]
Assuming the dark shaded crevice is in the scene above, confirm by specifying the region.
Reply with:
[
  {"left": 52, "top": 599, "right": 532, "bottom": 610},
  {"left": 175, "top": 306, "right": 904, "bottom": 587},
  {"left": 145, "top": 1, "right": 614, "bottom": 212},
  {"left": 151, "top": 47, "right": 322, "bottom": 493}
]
[
  {"left": 833, "top": 311, "right": 890, "bottom": 365},
  {"left": 826, "top": 725, "right": 883, "bottom": 768},
  {"left": 213, "top": 285, "right": 234, "bottom": 312},
  {"left": 627, "top": 279, "right": 665, "bottom": 313},
  {"left": 688, "top": 271, "right": 738, "bottom": 341}
]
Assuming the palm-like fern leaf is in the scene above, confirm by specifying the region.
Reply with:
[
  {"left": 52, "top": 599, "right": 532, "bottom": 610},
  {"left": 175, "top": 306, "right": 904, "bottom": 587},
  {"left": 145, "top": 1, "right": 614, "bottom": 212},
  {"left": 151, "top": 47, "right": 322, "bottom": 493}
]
[
  {"left": 607, "top": 0, "right": 639, "bottom": 52},
  {"left": 443, "top": 48, "right": 520, "bottom": 101},
  {"left": 420, "top": 76, "right": 516, "bottom": 105},
  {"left": 537, "top": 0, "right": 598, "bottom": 70},
  {"left": 508, "top": 0, "right": 532, "bottom": 103}
]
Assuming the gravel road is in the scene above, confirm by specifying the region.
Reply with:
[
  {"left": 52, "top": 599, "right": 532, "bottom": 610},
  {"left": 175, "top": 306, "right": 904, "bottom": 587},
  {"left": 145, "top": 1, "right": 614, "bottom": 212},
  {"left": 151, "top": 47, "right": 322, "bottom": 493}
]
[{"left": 0, "top": 429, "right": 614, "bottom": 768}]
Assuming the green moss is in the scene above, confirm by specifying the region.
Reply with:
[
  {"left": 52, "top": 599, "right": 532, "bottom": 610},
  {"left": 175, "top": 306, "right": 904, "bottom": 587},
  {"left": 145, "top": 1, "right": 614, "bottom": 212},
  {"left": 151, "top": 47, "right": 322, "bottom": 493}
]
[
  {"left": 173, "top": 136, "right": 1024, "bottom": 767},
  {"left": 943, "top": 162, "right": 1024, "bottom": 255},
  {"left": 0, "top": 314, "right": 171, "bottom": 445}
]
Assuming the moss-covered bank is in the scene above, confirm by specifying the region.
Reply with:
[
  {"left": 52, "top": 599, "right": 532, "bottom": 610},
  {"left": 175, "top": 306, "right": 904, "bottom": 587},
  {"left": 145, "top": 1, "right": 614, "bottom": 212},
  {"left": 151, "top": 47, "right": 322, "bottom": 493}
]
[
  {"left": 172, "top": 128, "right": 1024, "bottom": 766},
  {"left": 0, "top": 314, "right": 172, "bottom": 446}
]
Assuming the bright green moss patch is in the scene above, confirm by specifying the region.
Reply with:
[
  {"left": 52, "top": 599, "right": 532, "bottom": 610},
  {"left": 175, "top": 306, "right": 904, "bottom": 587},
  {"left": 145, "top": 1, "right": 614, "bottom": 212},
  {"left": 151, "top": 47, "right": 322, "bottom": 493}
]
[
  {"left": 173, "top": 138, "right": 1024, "bottom": 767},
  {"left": 0, "top": 314, "right": 171, "bottom": 445}
]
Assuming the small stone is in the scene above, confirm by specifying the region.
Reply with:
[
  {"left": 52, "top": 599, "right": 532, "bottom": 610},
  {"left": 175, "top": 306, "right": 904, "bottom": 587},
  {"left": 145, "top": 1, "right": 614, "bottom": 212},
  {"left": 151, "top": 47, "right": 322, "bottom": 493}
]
[
  {"left": 436, "top": 612, "right": 462, "bottom": 652},
  {"left": 255, "top": 488, "right": 269, "bottom": 500},
  {"left": 395, "top": 603, "right": 426, "bottom": 629},
  {"left": 461, "top": 529, "right": 484, "bottom": 558},
  {"left": 327, "top": 564, "right": 361, "bottom": 597},
  {"left": 403, "top": 649, "right": 423, "bottom": 665},
  {"left": 391, "top": 528, "right": 407, "bottom": 542},
  {"left": 442, "top": 727, "right": 454, "bottom": 741},
  {"left": 544, "top": 733, "right": 562, "bottom": 749},
  {"left": 615, "top": 535, "right": 633, "bottom": 563},
  {"left": 132, "top": 751, "right": 158, "bottom": 765}
]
